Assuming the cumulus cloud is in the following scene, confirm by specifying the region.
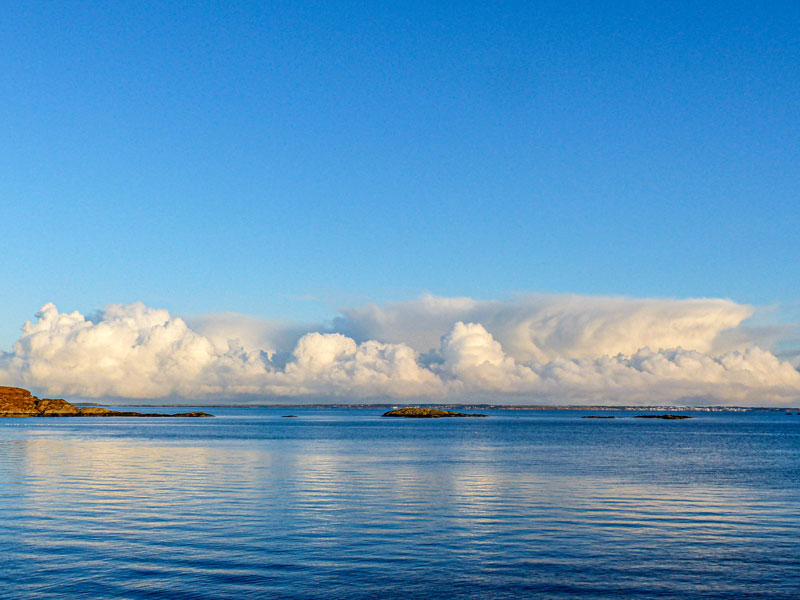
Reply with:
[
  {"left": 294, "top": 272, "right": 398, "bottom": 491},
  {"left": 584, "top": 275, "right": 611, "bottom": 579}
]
[
  {"left": 0, "top": 302, "right": 440, "bottom": 400},
  {"left": 335, "top": 294, "right": 754, "bottom": 362},
  {"left": 440, "top": 322, "right": 539, "bottom": 393},
  {"left": 1, "top": 296, "right": 799, "bottom": 405},
  {"left": 434, "top": 321, "right": 800, "bottom": 404}
]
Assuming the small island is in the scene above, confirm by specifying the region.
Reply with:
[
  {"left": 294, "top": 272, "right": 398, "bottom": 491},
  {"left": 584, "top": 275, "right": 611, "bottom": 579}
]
[
  {"left": 383, "top": 407, "right": 487, "bottom": 418},
  {"left": 634, "top": 414, "right": 692, "bottom": 420},
  {"left": 0, "top": 386, "right": 213, "bottom": 418},
  {"left": 582, "top": 415, "right": 616, "bottom": 419}
]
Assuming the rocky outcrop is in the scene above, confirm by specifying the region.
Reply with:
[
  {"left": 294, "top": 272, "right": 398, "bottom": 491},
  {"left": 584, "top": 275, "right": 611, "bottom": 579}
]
[
  {"left": 634, "top": 414, "right": 692, "bottom": 420},
  {"left": 382, "top": 407, "right": 487, "bottom": 418},
  {"left": 77, "top": 409, "right": 214, "bottom": 417},
  {"left": 77, "top": 407, "right": 116, "bottom": 416},
  {"left": 0, "top": 386, "right": 40, "bottom": 416},
  {"left": 0, "top": 386, "right": 213, "bottom": 417},
  {"left": 37, "top": 398, "right": 82, "bottom": 416},
  {"left": 582, "top": 415, "right": 615, "bottom": 419}
]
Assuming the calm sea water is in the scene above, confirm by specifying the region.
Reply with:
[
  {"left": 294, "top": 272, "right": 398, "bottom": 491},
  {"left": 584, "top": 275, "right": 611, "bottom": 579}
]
[{"left": 1, "top": 408, "right": 799, "bottom": 599}]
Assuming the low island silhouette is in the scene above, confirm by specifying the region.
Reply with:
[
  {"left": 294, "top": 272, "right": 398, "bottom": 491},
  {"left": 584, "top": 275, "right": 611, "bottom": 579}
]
[{"left": 383, "top": 407, "right": 487, "bottom": 418}]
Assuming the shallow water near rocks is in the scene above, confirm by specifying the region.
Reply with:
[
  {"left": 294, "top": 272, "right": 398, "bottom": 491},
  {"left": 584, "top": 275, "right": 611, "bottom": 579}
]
[{"left": 1, "top": 408, "right": 799, "bottom": 599}]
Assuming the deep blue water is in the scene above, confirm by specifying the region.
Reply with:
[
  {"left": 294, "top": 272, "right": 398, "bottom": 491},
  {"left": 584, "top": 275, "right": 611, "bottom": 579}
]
[{"left": 1, "top": 408, "right": 799, "bottom": 599}]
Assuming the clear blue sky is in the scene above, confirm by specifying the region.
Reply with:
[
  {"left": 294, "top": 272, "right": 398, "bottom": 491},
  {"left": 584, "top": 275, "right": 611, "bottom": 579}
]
[{"left": 2, "top": 1, "right": 799, "bottom": 348}]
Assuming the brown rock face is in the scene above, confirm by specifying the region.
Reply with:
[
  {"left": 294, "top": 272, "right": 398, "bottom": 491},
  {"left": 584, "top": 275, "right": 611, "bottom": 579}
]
[
  {"left": 37, "top": 398, "right": 82, "bottom": 416},
  {"left": 0, "top": 386, "right": 40, "bottom": 416},
  {"left": 0, "top": 387, "right": 80, "bottom": 417},
  {"left": 0, "top": 386, "right": 34, "bottom": 401},
  {"left": 0, "top": 386, "right": 214, "bottom": 417}
]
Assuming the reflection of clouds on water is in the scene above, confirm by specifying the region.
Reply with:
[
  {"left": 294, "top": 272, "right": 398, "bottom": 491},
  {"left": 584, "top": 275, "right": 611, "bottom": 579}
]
[
  {"left": 1, "top": 414, "right": 799, "bottom": 599},
  {"left": 14, "top": 439, "right": 221, "bottom": 521}
]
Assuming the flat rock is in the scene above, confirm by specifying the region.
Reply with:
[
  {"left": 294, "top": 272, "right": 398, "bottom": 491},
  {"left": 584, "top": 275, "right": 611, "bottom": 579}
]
[
  {"left": 634, "top": 414, "right": 692, "bottom": 420},
  {"left": 78, "top": 409, "right": 214, "bottom": 417},
  {"left": 582, "top": 415, "right": 615, "bottom": 419},
  {"left": 383, "top": 407, "right": 487, "bottom": 418},
  {"left": 78, "top": 407, "right": 116, "bottom": 416}
]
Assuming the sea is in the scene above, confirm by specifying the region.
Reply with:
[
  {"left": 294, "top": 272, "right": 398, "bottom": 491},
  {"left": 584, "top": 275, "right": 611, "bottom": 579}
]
[{"left": 1, "top": 407, "right": 799, "bottom": 599}]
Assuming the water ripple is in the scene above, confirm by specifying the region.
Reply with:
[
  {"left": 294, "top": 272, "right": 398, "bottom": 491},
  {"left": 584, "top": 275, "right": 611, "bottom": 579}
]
[{"left": 1, "top": 409, "right": 799, "bottom": 599}]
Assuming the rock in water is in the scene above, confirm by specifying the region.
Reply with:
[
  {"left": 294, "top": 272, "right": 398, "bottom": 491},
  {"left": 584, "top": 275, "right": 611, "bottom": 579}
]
[
  {"left": 382, "top": 407, "right": 487, "bottom": 418},
  {"left": 582, "top": 415, "right": 616, "bottom": 419},
  {"left": 0, "top": 386, "right": 213, "bottom": 417},
  {"left": 78, "top": 407, "right": 116, "bottom": 416},
  {"left": 634, "top": 414, "right": 692, "bottom": 420},
  {"left": 37, "top": 398, "right": 81, "bottom": 416}
]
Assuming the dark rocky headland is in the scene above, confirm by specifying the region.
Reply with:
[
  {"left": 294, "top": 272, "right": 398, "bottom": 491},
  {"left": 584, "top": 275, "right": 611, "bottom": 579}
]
[
  {"left": 0, "top": 386, "right": 213, "bottom": 418},
  {"left": 383, "top": 407, "right": 487, "bottom": 418}
]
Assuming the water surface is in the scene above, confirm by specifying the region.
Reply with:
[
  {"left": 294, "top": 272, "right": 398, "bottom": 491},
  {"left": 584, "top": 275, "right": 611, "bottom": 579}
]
[{"left": 1, "top": 408, "right": 799, "bottom": 599}]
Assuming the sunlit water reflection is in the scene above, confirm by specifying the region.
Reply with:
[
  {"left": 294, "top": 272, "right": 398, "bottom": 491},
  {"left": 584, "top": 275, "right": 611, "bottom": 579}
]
[{"left": 1, "top": 409, "right": 799, "bottom": 598}]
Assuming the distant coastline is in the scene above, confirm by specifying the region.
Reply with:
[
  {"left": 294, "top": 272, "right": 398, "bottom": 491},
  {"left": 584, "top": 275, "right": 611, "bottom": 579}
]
[
  {"left": 5, "top": 385, "right": 795, "bottom": 413},
  {"left": 75, "top": 402, "right": 796, "bottom": 412}
]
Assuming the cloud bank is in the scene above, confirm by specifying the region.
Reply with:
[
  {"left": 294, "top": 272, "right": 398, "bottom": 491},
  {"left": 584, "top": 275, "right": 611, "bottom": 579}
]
[
  {"left": 335, "top": 295, "right": 754, "bottom": 361},
  {"left": 1, "top": 295, "right": 799, "bottom": 405}
]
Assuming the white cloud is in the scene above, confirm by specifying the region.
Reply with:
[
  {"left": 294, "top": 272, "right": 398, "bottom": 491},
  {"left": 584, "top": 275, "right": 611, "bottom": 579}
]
[
  {"left": 1, "top": 302, "right": 439, "bottom": 400},
  {"left": 440, "top": 322, "right": 539, "bottom": 393},
  {"left": 282, "top": 333, "right": 443, "bottom": 397},
  {"left": 8, "top": 302, "right": 224, "bottom": 398},
  {"left": 185, "top": 312, "right": 309, "bottom": 356},
  {"left": 335, "top": 294, "right": 754, "bottom": 362},
  {"left": 1, "top": 296, "right": 799, "bottom": 405}
]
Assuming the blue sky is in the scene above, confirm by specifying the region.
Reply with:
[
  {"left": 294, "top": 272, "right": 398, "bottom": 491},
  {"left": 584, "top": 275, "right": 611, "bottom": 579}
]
[{"left": 2, "top": 1, "right": 799, "bottom": 353}]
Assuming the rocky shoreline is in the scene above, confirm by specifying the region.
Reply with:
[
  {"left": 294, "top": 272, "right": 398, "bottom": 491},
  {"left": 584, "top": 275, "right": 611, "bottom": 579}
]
[{"left": 0, "top": 386, "right": 213, "bottom": 418}]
